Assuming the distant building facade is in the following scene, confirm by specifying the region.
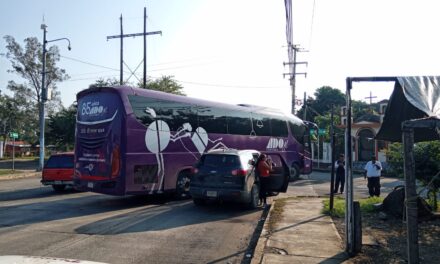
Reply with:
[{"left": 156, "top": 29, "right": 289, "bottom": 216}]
[{"left": 339, "top": 100, "right": 389, "bottom": 163}]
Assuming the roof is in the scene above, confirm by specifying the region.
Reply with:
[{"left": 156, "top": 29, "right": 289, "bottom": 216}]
[{"left": 375, "top": 76, "right": 440, "bottom": 142}]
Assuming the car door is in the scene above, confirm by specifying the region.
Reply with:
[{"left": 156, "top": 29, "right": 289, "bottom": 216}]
[{"left": 263, "top": 153, "right": 290, "bottom": 193}]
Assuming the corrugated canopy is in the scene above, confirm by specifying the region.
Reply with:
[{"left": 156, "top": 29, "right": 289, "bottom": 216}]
[{"left": 376, "top": 76, "right": 440, "bottom": 142}]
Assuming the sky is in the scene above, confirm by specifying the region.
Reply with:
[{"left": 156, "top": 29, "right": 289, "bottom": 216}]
[{"left": 1, "top": 0, "right": 440, "bottom": 114}]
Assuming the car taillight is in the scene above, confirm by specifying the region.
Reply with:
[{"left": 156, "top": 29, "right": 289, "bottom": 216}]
[
  {"left": 231, "top": 169, "right": 247, "bottom": 176},
  {"left": 191, "top": 167, "right": 199, "bottom": 174},
  {"left": 111, "top": 145, "right": 120, "bottom": 178}
]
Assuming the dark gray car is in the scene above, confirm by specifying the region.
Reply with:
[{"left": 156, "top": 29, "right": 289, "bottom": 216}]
[{"left": 189, "top": 149, "right": 290, "bottom": 209}]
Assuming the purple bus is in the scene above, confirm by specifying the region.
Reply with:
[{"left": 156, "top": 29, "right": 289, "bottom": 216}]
[{"left": 74, "top": 86, "right": 312, "bottom": 196}]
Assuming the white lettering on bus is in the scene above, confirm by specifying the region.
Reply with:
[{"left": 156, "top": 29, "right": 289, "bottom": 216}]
[
  {"left": 266, "top": 138, "right": 288, "bottom": 150},
  {"left": 81, "top": 101, "right": 106, "bottom": 116}
]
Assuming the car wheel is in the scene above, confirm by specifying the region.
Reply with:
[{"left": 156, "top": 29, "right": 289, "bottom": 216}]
[
  {"left": 193, "top": 198, "right": 205, "bottom": 206},
  {"left": 175, "top": 171, "right": 191, "bottom": 199},
  {"left": 290, "top": 164, "right": 300, "bottom": 181},
  {"left": 52, "top": 185, "right": 66, "bottom": 192},
  {"left": 248, "top": 184, "right": 259, "bottom": 209}
]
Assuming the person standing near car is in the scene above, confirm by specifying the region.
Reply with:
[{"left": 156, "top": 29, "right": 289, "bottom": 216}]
[
  {"left": 364, "top": 155, "right": 382, "bottom": 197},
  {"left": 257, "top": 154, "right": 272, "bottom": 206},
  {"left": 334, "top": 154, "right": 345, "bottom": 194}
]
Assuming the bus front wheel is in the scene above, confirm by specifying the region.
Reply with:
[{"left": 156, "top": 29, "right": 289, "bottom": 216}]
[
  {"left": 290, "top": 164, "right": 300, "bottom": 181},
  {"left": 175, "top": 171, "right": 191, "bottom": 199}
]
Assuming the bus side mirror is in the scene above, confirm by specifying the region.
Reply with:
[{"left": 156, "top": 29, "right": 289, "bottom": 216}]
[{"left": 248, "top": 160, "right": 255, "bottom": 166}]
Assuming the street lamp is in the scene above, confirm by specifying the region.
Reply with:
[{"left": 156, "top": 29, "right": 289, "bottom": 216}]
[{"left": 39, "top": 24, "right": 71, "bottom": 171}]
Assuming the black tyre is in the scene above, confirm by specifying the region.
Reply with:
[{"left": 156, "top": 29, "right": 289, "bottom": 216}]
[
  {"left": 52, "top": 185, "right": 66, "bottom": 192},
  {"left": 248, "top": 184, "right": 260, "bottom": 209},
  {"left": 175, "top": 171, "right": 191, "bottom": 199},
  {"left": 290, "top": 164, "right": 300, "bottom": 181},
  {"left": 193, "top": 198, "right": 205, "bottom": 206}
]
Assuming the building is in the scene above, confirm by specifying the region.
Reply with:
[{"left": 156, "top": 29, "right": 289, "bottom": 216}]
[{"left": 340, "top": 100, "right": 389, "bottom": 163}]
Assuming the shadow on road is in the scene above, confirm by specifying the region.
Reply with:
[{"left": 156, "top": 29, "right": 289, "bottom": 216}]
[
  {"left": 0, "top": 188, "right": 257, "bottom": 234},
  {"left": 75, "top": 200, "right": 259, "bottom": 235},
  {"left": 0, "top": 186, "right": 77, "bottom": 201}
]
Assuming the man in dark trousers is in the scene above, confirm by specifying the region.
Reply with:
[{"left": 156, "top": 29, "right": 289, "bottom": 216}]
[
  {"left": 334, "top": 154, "right": 345, "bottom": 194},
  {"left": 364, "top": 155, "right": 382, "bottom": 197}
]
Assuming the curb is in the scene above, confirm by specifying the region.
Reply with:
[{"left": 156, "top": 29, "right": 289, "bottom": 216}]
[{"left": 251, "top": 201, "right": 276, "bottom": 264}]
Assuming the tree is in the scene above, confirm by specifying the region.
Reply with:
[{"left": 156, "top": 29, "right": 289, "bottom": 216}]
[
  {"left": 296, "top": 86, "right": 345, "bottom": 122},
  {"left": 386, "top": 141, "right": 440, "bottom": 210},
  {"left": 89, "top": 77, "right": 123, "bottom": 88},
  {"left": 3, "top": 36, "right": 68, "bottom": 112},
  {"left": 2, "top": 35, "right": 69, "bottom": 145},
  {"left": 46, "top": 105, "right": 77, "bottom": 151},
  {"left": 138, "top": 75, "right": 185, "bottom": 96}
]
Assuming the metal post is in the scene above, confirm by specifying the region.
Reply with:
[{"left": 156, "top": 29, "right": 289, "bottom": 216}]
[
  {"left": 120, "top": 14, "right": 123, "bottom": 85},
  {"left": 12, "top": 136, "right": 15, "bottom": 171},
  {"left": 402, "top": 126, "right": 419, "bottom": 264},
  {"left": 317, "top": 133, "right": 320, "bottom": 169},
  {"left": 345, "top": 77, "right": 355, "bottom": 255},
  {"left": 329, "top": 104, "right": 335, "bottom": 209},
  {"left": 291, "top": 46, "right": 297, "bottom": 114},
  {"left": 303, "top": 92, "right": 307, "bottom": 120},
  {"left": 143, "top": 7, "right": 147, "bottom": 88},
  {"left": 39, "top": 24, "right": 71, "bottom": 171},
  {"left": 39, "top": 24, "right": 47, "bottom": 171}
]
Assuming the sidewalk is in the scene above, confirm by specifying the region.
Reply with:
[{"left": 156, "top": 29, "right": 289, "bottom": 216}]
[{"left": 251, "top": 196, "right": 348, "bottom": 264}]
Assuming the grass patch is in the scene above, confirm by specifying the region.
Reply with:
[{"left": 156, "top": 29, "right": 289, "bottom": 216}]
[
  {"left": 0, "top": 169, "right": 17, "bottom": 176},
  {"left": 322, "top": 196, "right": 384, "bottom": 218}
]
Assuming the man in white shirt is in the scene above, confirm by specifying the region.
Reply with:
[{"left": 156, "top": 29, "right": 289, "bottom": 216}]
[{"left": 364, "top": 155, "right": 382, "bottom": 197}]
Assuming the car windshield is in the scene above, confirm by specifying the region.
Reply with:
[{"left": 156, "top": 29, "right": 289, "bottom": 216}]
[
  {"left": 45, "top": 155, "right": 74, "bottom": 169},
  {"left": 201, "top": 154, "right": 240, "bottom": 168}
]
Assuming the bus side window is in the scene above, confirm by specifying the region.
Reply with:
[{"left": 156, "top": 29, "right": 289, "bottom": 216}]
[
  {"left": 251, "top": 113, "right": 271, "bottom": 136},
  {"left": 197, "top": 106, "right": 227, "bottom": 134},
  {"left": 289, "top": 121, "right": 305, "bottom": 145},
  {"left": 271, "top": 118, "right": 288, "bottom": 137},
  {"left": 227, "top": 110, "right": 252, "bottom": 135}
]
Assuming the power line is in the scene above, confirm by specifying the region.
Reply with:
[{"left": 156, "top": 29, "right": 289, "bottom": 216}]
[
  {"left": 61, "top": 55, "right": 119, "bottom": 71},
  {"left": 309, "top": 0, "right": 317, "bottom": 50},
  {"left": 178, "top": 80, "right": 285, "bottom": 89}
]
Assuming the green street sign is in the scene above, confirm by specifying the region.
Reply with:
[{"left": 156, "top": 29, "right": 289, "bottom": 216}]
[
  {"left": 9, "top": 132, "right": 18, "bottom": 139},
  {"left": 318, "top": 129, "right": 327, "bottom": 136},
  {"left": 309, "top": 129, "right": 316, "bottom": 135}
]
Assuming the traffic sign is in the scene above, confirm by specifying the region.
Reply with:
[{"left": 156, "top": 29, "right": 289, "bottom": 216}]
[{"left": 9, "top": 132, "right": 18, "bottom": 139}]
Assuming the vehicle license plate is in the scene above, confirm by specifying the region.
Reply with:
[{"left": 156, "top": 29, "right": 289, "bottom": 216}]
[
  {"left": 206, "top": 191, "right": 217, "bottom": 197},
  {"left": 87, "top": 182, "right": 94, "bottom": 188},
  {"left": 54, "top": 181, "right": 62, "bottom": 184}
]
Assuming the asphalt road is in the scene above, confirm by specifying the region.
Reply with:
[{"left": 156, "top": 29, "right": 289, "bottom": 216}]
[
  {"left": 0, "top": 176, "right": 264, "bottom": 264},
  {"left": 0, "top": 170, "right": 403, "bottom": 264}
]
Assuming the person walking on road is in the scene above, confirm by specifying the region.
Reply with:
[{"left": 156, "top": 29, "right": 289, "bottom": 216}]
[
  {"left": 257, "top": 154, "right": 272, "bottom": 206},
  {"left": 334, "top": 154, "right": 345, "bottom": 194},
  {"left": 364, "top": 155, "right": 382, "bottom": 197}
]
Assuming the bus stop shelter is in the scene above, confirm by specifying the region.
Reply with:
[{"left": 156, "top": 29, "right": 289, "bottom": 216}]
[{"left": 345, "top": 76, "right": 440, "bottom": 263}]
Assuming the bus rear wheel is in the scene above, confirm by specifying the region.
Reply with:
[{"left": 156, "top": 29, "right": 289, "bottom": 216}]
[
  {"left": 290, "top": 164, "right": 300, "bottom": 181},
  {"left": 175, "top": 171, "right": 191, "bottom": 199}
]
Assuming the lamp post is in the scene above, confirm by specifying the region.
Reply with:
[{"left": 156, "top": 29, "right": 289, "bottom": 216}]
[{"left": 39, "top": 24, "right": 71, "bottom": 171}]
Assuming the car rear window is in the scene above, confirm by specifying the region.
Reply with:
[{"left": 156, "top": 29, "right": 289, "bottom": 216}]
[
  {"left": 200, "top": 154, "right": 240, "bottom": 168},
  {"left": 45, "top": 155, "right": 74, "bottom": 169}
]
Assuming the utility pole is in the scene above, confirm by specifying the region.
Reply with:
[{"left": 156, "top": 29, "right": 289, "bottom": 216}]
[
  {"left": 107, "top": 7, "right": 162, "bottom": 87},
  {"left": 303, "top": 91, "right": 307, "bottom": 120},
  {"left": 284, "top": 44, "right": 308, "bottom": 114},
  {"left": 39, "top": 24, "right": 71, "bottom": 171}
]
